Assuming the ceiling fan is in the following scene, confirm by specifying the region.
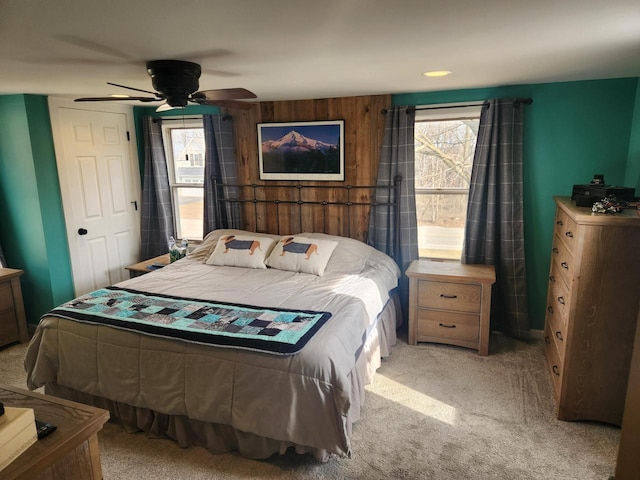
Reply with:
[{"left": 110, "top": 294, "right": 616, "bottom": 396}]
[{"left": 75, "top": 60, "right": 257, "bottom": 111}]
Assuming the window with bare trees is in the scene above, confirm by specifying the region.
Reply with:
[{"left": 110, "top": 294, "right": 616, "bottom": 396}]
[
  {"left": 414, "top": 105, "right": 481, "bottom": 259},
  {"left": 161, "top": 119, "right": 206, "bottom": 241}
]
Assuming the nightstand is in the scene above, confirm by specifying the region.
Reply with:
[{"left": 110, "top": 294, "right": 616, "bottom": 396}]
[
  {"left": 406, "top": 260, "right": 495, "bottom": 355},
  {"left": 124, "top": 254, "right": 171, "bottom": 278},
  {"left": 0, "top": 268, "right": 28, "bottom": 347}
]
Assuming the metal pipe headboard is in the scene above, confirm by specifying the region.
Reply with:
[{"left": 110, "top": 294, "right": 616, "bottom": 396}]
[{"left": 211, "top": 175, "right": 402, "bottom": 260}]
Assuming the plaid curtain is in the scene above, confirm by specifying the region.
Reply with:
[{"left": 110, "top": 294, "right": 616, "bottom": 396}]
[
  {"left": 140, "top": 116, "right": 175, "bottom": 260},
  {"left": 463, "top": 98, "right": 530, "bottom": 339},
  {"left": 368, "top": 105, "right": 419, "bottom": 319},
  {"left": 203, "top": 114, "right": 241, "bottom": 235}
]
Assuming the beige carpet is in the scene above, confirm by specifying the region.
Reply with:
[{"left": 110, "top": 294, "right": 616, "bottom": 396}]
[{"left": 0, "top": 333, "right": 620, "bottom": 479}]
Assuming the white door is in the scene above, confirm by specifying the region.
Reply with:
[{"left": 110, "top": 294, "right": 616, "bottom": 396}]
[{"left": 49, "top": 98, "right": 141, "bottom": 296}]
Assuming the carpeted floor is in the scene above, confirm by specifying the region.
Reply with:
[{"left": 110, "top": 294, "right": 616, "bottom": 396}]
[{"left": 0, "top": 333, "right": 620, "bottom": 479}]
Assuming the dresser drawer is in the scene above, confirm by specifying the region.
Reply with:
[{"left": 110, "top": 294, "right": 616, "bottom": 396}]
[
  {"left": 417, "top": 309, "right": 479, "bottom": 343},
  {"left": 547, "top": 268, "right": 570, "bottom": 327},
  {"left": 544, "top": 322, "right": 562, "bottom": 400},
  {"left": 0, "top": 281, "right": 15, "bottom": 311},
  {"left": 551, "top": 236, "right": 574, "bottom": 287},
  {"left": 554, "top": 209, "right": 577, "bottom": 252},
  {"left": 545, "top": 300, "right": 567, "bottom": 363},
  {"left": 417, "top": 280, "right": 481, "bottom": 313}
]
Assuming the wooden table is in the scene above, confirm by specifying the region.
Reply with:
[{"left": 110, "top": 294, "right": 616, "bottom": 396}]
[
  {"left": 0, "top": 385, "right": 109, "bottom": 480},
  {"left": 124, "top": 253, "right": 170, "bottom": 278}
]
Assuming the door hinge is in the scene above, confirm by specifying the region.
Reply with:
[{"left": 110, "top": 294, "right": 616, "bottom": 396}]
[{"left": 126, "top": 131, "right": 130, "bottom": 141}]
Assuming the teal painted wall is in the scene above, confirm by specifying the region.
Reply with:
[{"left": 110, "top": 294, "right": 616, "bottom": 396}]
[
  {"left": 394, "top": 78, "right": 639, "bottom": 330},
  {"left": 625, "top": 78, "right": 640, "bottom": 191},
  {"left": 0, "top": 95, "right": 74, "bottom": 324}
]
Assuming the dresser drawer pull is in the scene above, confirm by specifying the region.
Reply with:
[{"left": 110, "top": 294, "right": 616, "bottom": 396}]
[
  {"left": 552, "top": 247, "right": 559, "bottom": 254},
  {"left": 544, "top": 336, "right": 550, "bottom": 344},
  {"left": 556, "top": 220, "right": 563, "bottom": 226},
  {"left": 439, "top": 294, "right": 458, "bottom": 299},
  {"left": 547, "top": 306, "right": 553, "bottom": 313},
  {"left": 557, "top": 296, "right": 565, "bottom": 305},
  {"left": 549, "top": 275, "right": 556, "bottom": 283},
  {"left": 438, "top": 323, "right": 456, "bottom": 329},
  {"left": 552, "top": 365, "right": 560, "bottom": 376},
  {"left": 561, "top": 262, "right": 568, "bottom": 270},
  {"left": 565, "top": 231, "right": 573, "bottom": 238},
  {"left": 555, "top": 331, "right": 563, "bottom": 341}
]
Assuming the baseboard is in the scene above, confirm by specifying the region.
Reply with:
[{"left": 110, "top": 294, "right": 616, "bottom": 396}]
[{"left": 529, "top": 329, "right": 543, "bottom": 340}]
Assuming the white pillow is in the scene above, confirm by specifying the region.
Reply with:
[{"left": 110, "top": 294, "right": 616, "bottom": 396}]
[
  {"left": 206, "top": 234, "right": 277, "bottom": 269},
  {"left": 265, "top": 236, "right": 338, "bottom": 276}
]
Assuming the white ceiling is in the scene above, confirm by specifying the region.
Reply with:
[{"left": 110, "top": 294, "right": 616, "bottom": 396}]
[{"left": 1, "top": 0, "right": 639, "bottom": 105}]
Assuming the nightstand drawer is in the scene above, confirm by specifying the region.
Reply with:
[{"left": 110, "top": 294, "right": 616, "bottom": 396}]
[
  {"left": 0, "top": 282, "right": 14, "bottom": 311},
  {"left": 417, "top": 280, "right": 481, "bottom": 313},
  {"left": 417, "top": 309, "right": 479, "bottom": 343}
]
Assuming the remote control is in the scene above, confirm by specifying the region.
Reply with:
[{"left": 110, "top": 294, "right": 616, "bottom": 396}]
[{"left": 35, "top": 419, "right": 57, "bottom": 439}]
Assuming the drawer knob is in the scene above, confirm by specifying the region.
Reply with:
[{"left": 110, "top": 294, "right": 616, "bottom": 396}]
[
  {"left": 552, "top": 365, "right": 560, "bottom": 376},
  {"left": 544, "top": 336, "right": 551, "bottom": 344},
  {"left": 557, "top": 296, "right": 565, "bottom": 305},
  {"left": 439, "top": 294, "right": 458, "bottom": 299},
  {"left": 549, "top": 275, "right": 556, "bottom": 283},
  {"left": 556, "top": 220, "right": 564, "bottom": 226},
  {"left": 552, "top": 247, "right": 559, "bottom": 254},
  {"left": 555, "top": 331, "right": 563, "bottom": 341},
  {"left": 547, "top": 306, "right": 554, "bottom": 313},
  {"left": 439, "top": 323, "right": 456, "bottom": 329},
  {"left": 561, "top": 262, "right": 568, "bottom": 270},
  {"left": 565, "top": 231, "right": 573, "bottom": 238}
]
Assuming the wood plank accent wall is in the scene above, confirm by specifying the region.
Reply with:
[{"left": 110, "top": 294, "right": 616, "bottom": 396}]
[{"left": 223, "top": 94, "right": 391, "bottom": 242}]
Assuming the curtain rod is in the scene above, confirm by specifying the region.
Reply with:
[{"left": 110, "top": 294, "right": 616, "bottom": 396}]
[{"left": 381, "top": 98, "right": 532, "bottom": 114}]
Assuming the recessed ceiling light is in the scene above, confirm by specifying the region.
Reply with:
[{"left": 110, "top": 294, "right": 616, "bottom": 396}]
[{"left": 423, "top": 71, "right": 452, "bottom": 77}]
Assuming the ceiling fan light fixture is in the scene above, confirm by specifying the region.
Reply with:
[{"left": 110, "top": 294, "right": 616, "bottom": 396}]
[{"left": 423, "top": 70, "right": 452, "bottom": 77}]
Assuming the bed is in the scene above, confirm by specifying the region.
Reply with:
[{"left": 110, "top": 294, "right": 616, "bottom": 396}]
[{"left": 23, "top": 229, "right": 401, "bottom": 461}]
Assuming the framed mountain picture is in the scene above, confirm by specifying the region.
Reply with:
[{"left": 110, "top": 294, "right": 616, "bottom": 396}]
[{"left": 257, "top": 120, "right": 344, "bottom": 181}]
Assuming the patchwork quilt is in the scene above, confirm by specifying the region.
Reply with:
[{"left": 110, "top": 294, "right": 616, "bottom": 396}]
[{"left": 46, "top": 286, "right": 331, "bottom": 354}]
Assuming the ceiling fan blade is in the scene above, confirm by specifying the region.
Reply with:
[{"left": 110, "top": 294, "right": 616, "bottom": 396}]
[
  {"left": 107, "top": 82, "right": 161, "bottom": 97},
  {"left": 199, "top": 99, "right": 257, "bottom": 110},
  {"left": 195, "top": 88, "right": 257, "bottom": 101},
  {"left": 75, "top": 96, "right": 158, "bottom": 103}
]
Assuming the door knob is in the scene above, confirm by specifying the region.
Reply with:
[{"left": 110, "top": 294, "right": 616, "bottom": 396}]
[{"left": 78, "top": 228, "right": 88, "bottom": 235}]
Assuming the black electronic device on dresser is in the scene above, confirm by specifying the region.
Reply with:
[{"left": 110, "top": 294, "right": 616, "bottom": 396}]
[{"left": 571, "top": 174, "right": 636, "bottom": 206}]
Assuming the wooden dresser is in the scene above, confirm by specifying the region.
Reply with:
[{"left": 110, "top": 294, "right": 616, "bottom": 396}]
[
  {"left": 544, "top": 196, "right": 640, "bottom": 425},
  {"left": 406, "top": 260, "right": 495, "bottom": 355},
  {"left": 0, "top": 268, "right": 28, "bottom": 347}
]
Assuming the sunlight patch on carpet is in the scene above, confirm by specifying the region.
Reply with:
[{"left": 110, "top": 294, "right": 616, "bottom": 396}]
[{"left": 376, "top": 374, "right": 457, "bottom": 425}]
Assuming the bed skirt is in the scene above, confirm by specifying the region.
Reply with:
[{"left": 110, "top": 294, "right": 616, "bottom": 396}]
[{"left": 43, "top": 294, "right": 400, "bottom": 462}]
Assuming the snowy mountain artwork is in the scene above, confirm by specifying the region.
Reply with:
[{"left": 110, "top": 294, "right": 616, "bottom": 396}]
[{"left": 258, "top": 120, "right": 344, "bottom": 181}]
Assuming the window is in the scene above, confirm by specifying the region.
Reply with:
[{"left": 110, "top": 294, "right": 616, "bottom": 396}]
[
  {"left": 162, "top": 119, "right": 206, "bottom": 241},
  {"left": 414, "top": 105, "right": 481, "bottom": 260}
]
